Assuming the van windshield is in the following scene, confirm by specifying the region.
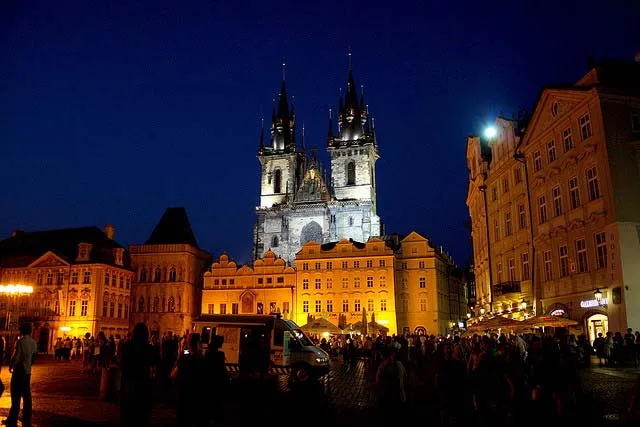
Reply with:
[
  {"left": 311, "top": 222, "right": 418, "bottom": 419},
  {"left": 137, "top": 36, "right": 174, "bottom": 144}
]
[{"left": 291, "top": 328, "right": 313, "bottom": 347}]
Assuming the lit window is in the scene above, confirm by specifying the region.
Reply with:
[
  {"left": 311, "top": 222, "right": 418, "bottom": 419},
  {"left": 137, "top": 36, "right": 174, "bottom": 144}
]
[
  {"left": 379, "top": 260, "right": 386, "bottom": 267},
  {"left": 354, "top": 299, "right": 361, "bottom": 312},
  {"left": 342, "top": 299, "right": 349, "bottom": 312},
  {"left": 81, "top": 300, "right": 88, "bottom": 316},
  {"left": 366, "top": 276, "right": 373, "bottom": 288},
  {"left": 69, "top": 300, "right": 76, "bottom": 317},
  {"left": 315, "top": 300, "right": 321, "bottom": 312},
  {"left": 303, "top": 279, "right": 309, "bottom": 290},
  {"left": 380, "top": 299, "right": 387, "bottom": 311},
  {"left": 366, "top": 260, "right": 373, "bottom": 268},
  {"left": 315, "top": 278, "right": 321, "bottom": 289},
  {"left": 303, "top": 301, "right": 309, "bottom": 313},
  {"left": 326, "top": 300, "right": 333, "bottom": 312}
]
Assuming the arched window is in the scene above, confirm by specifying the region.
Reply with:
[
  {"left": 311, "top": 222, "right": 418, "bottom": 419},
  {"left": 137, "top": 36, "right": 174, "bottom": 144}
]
[
  {"left": 139, "top": 268, "right": 147, "bottom": 282},
  {"left": 274, "top": 169, "right": 282, "bottom": 193},
  {"left": 271, "top": 236, "right": 279, "bottom": 248},
  {"left": 347, "top": 161, "right": 356, "bottom": 185},
  {"left": 177, "top": 296, "right": 182, "bottom": 312},
  {"left": 138, "top": 296, "right": 144, "bottom": 313},
  {"left": 154, "top": 267, "right": 162, "bottom": 282},
  {"left": 167, "top": 296, "right": 175, "bottom": 313},
  {"left": 153, "top": 296, "right": 159, "bottom": 312},
  {"left": 169, "top": 267, "right": 177, "bottom": 282},
  {"left": 301, "top": 221, "right": 323, "bottom": 244}
]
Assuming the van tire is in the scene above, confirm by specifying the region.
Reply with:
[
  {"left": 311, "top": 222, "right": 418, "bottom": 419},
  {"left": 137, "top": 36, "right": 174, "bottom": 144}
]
[{"left": 289, "top": 363, "right": 312, "bottom": 385}]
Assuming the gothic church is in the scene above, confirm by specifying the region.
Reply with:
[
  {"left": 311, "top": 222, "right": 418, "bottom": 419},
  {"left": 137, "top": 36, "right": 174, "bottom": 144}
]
[{"left": 254, "top": 63, "right": 382, "bottom": 265}]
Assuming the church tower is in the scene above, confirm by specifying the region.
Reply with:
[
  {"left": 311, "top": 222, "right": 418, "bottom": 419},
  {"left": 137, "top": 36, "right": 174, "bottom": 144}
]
[
  {"left": 258, "top": 68, "right": 297, "bottom": 209},
  {"left": 328, "top": 56, "right": 379, "bottom": 213}
]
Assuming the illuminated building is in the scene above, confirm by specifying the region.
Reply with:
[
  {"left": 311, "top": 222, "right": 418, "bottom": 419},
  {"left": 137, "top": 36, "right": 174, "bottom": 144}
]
[
  {"left": 0, "top": 225, "right": 132, "bottom": 349},
  {"left": 467, "top": 57, "right": 640, "bottom": 339},
  {"left": 254, "top": 59, "right": 381, "bottom": 265},
  {"left": 201, "top": 250, "right": 296, "bottom": 318},
  {"left": 129, "top": 207, "right": 211, "bottom": 338}
]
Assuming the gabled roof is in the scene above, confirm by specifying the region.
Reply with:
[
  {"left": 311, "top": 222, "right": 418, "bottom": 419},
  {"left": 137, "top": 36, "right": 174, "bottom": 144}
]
[
  {"left": 0, "top": 226, "right": 128, "bottom": 268},
  {"left": 145, "top": 207, "right": 199, "bottom": 248}
]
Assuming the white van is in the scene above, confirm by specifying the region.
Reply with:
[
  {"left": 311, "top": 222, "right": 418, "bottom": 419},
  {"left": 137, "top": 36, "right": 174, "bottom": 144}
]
[{"left": 193, "top": 314, "right": 330, "bottom": 383}]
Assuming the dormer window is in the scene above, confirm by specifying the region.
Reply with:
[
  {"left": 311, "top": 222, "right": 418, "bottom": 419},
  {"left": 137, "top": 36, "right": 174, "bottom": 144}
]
[
  {"left": 113, "top": 248, "right": 124, "bottom": 266},
  {"left": 76, "top": 243, "right": 92, "bottom": 262},
  {"left": 346, "top": 161, "right": 356, "bottom": 185}
]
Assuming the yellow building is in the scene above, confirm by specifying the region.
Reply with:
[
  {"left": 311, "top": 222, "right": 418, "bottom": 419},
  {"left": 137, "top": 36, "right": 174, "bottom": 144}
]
[
  {"left": 0, "top": 225, "right": 132, "bottom": 350},
  {"left": 467, "top": 58, "right": 640, "bottom": 340},
  {"left": 130, "top": 208, "right": 211, "bottom": 338},
  {"left": 295, "top": 238, "right": 397, "bottom": 335},
  {"left": 202, "top": 250, "right": 296, "bottom": 318},
  {"left": 393, "top": 232, "right": 468, "bottom": 335}
]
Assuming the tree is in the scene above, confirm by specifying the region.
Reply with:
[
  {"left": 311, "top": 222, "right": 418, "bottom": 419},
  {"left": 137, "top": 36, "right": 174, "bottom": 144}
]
[{"left": 361, "top": 308, "right": 368, "bottom": 337}]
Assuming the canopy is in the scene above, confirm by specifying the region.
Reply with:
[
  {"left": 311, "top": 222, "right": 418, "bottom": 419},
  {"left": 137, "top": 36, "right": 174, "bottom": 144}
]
[
  {"left": 467, "top": 316, "right": 522, "bottom": 332},
  {"left": 348, "top": 321, "right": 389, "bottom": 334},
  {"left": 518, "top": 315, "right": 578, "bottom": 328},
  {"left": 299, "top": 317, "right": 343, "bottom": 335}
]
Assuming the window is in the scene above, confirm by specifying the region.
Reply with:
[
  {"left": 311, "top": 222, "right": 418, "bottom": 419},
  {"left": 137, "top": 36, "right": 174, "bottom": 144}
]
[
  {"left": 367, "top": 299, "right": 374, "bottom": 312},
  {"left": 552, "top": 186, "right": 563, "bottom": 216},
  {"left": 257, "top": 278, "right": 263, "bottom": 285},
  {"left": 402, "top": 262, "right": 407, "bottom": 269},
  {"left": 69, "top": 300, "right": 76, "bottom": 317},
  {"left": 497, "top": 263, "right": 503, "bottom": 284},
  {"left": 419, "top": 277, "right": 426, "bottom": 288},
  {"left": 81, "top": 300, "right": 88, "bottom": 316},
  {"left": 576, "top": 239, "right": 588, "bottom": 273},
  {"left": 491, "top": 186, "right": 497, "bottom": 201},
  {"left": 562, "top": 127, "right": 574, "bottom": 152},
  {"left": 493, "top": 219, "right": 500, "bottom": 241},
  {"left": 117, "top": 303, "right": 122, "bottom": 318},
  {"left": 521, "top": 253, "right": 530, "bottom": 280},
  {"left": 518, "top": 204, "right": 527, "bottom": 230},
  {"left": 138, "top": 297, "right": 144, "bottom": 313},
  {"left": 326, "top": 300, "right": 333, "bottom": 312},
  {"left": 119, "top": 275, "right": 124, "bottom": 288},
  {"left": 274, "top": 169, "right": 282, "bottom": 193},
  {"left": 70, "top": 271, "right": 79, "bottom": 284},
  {"left": 302, "top": 263, "right": 309, "bottom": 271},
  {"left": 586, "top": 167, "right": 600, "bottom": 200},
  {"left": 342, "top": 261, "right": 348, "bottom": 269},
  {"left": 366, "top": 276, "right": 373, "bottom": 288},
  {"left": 153, "top": 297, "right": 159, "bottom": 312},
  {"left": 402, "top": 299, "right": 409, "bottom": 313},
  {"left": 112, "top": 274, "right": 116, "bottom": 286},
  {"left": 569, "top": 177, "right": 581, "bottom": 209},
  {"left": 505, "top": 211, "right": 513, "bottom": 236},
  {"left": 169, "top": 268, "right": 177, "bottom": 282},
  {"left": 547, "top": 140, "right": 557, "bottom": 163},
  {"left": 303, "top": 301, "right": 309, "bottom": 313},
  {"left": 46, "top": 272, "right": 53, "bottom": 285},
  {"left": 124, "top": 303, "right": 129, "bottom": 318},
  {"left": 366, "top": 260, "right": 373, "bottom": 268},
  {"left": 508, "top": 258, "right": 516, "bottom": 281},
  {"left": 342, "top": 299, "right": 349, "bottom": 312},
  {"left": 271, "top": 236, "right": 279, "bottom": 248},
  {"left": 126, "top": 277, "right": 130, "bottom": 289},
  {"left": 354, "top": 299, "right": 361, "bottom": 312},
  {"left": 379, "top": 276, "right": 386, "bottom": 287},
  {"left": 595, "top": 232, "right": 607, "bottom": 269},
  {"left": 579, "top": 113, "right": 592, "bottom": 140},
  {"left": 379, "top": 260, "right": 386, "bottom": 267},
  {"left": 57, "top": 272, "right": 64, "bottom": 285},
  {"left": 302, "top": 279, "right": 309, "bottom": 290},
  {"left": 341, "top": 278, "right": 348, "bottom": 289},
  {"left": 326, "top": 262, "right": 332, "bottom": 270},
  {"left": 232, "top": 303, "right": 239, "bottom": 314},
  {"left": 533, "top": 151, "right": 543, "bottom": 172},
  {"left": 632, "top": 112, "right": 640, "bottom": 133},
  {"left": 419, "top": 261, "right": 425, "bottom": 269},
  {"left": 543, "top": 250, "right": 553, "bottom": 281},
  {"left": 559, "top": 245, "right": 569, "bottom": 277},
  {"left": 502, "top": 177, "right": 509, "bottom": 193},
  {"left": 380, "top": 299, "right": 387, "bottom": 311},
  {"left": 140, "top": 268, "right": 147, "bottom": 282},
  {"left": 313, "top": 300, "right": 320, "bottom": 312},
  {"left": 419, "top": 298, "right": 426, "bottom": 312},
  {"left": 326, "top": 278, "right": 332, "bottom": 289},
  {"left": 315, "top": 262, "right": 321, "bottom": 270},
  {"left": 104, "top": 272, "right": 110, "bottom": 286},
  {"left": 354, "top": 277, "right": 361, "bottom": 288},
  {"left": 514, "top": 167, "right": 523, "bottom": 184},
  {"left": 401, "top": 278, "right": 407, "bottom": 290},
  {"left": 354, "top": 261, "right": 360, "bottom": 268},
  {"left": 154, "top": 268, "right": 162, "bottom": 282},
  {"left": 315, "top": 278, "right": 321, "bottom": 289},
  {"left": 349, "top": 217, "right": 354, "bottom": 226},
  {"left": 54, "top": 300, "right": 60, "bottom": 315},
  {"left": 167, "top": 296, "right": 175, "bottom": 312},
  {"left": 538, "top": 195, "right": 548, "bottom": 224},
  {"left": 347, "top": 161, "right": 356, "bottom": 185}
]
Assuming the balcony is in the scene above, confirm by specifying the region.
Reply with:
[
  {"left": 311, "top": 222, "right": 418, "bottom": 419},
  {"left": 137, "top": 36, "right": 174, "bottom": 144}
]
[{"left": 493, "top": 281, "right": 521, "bottom": 296}]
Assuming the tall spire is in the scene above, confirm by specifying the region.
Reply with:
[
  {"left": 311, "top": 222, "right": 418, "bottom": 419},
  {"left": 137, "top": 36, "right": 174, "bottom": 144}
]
[
  {"left": 259, "top": 116, "right": 265, "bottom": 152},
  {"left": 301, "top": 122, "right": 306, "bottom": 150},
  {"left": 327, "top": 107, "right": 334, "bottom": 145}
]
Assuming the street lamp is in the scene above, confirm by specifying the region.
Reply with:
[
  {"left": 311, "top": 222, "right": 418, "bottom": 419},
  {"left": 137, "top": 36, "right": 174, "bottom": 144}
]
[
  {"left": 480, "top": 308, "right": 485, "bottom": 315},
  {"left": 466, "top": 312, "right": 471, "bottom": 319},
  {"left": 594, "top": 289, "right": 603, "bottom": 302},
  {"left": 484, "top": 126, "right": 497, "bottom": 139},
  {"left": 520, "top": 299, "right": 527, "bottom": 311}
]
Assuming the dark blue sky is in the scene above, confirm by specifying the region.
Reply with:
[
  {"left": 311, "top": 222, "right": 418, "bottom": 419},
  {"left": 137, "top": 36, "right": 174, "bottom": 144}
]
[{"left": 2, "top": 1, "right": 639, "bottom": 266}]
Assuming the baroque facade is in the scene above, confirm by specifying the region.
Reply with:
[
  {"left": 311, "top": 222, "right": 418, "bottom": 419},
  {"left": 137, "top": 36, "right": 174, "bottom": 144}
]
[
  {"left": 129, "top": 207, "right": 211, "bottom": 337},
  {"left": 254, "top": 64, "right": 382, "bottom": 265},
  {"left": 467, "top": 58, "right": 640, "bottom": 341},
  {"left": 0, "top": 225, "right": 132, "bottom": 350}
]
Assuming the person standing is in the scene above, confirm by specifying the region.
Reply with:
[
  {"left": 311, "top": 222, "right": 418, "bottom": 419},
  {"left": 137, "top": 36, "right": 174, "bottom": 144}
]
[
  {"left": 119, "top": 323, "right": 155, "bottom": 427},
  {"left": 2, "top": 323, "right": 37, "bottom": 427}
]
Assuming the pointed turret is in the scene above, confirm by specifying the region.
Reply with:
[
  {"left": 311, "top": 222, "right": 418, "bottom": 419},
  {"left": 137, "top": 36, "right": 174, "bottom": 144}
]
[
  {"left": 327, "top": 108, "right": 334, "bottom": 146},
  {"left": 265, "top": 64, "right": 296, "bottom": 154},
  {"left": 258, "top": 117, "right": 265, "bottom": 154}
]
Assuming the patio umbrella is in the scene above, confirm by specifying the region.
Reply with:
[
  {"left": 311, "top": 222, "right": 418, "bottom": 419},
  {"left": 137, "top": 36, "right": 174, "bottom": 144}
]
[
  {"left": 519, "top": 315, "right": 578, "bottom": 328},
  {"left": 467, "top": 316, "right": 522, "bottom": 332},
  {"left": 299, "top": 317, "right": 343, "bottom": 335},
  {"left": 361, "top": 308, "right": 368, "bottom": 336},
  {"left": 367, "top": 321, "right": 389, "bottom": 334}
]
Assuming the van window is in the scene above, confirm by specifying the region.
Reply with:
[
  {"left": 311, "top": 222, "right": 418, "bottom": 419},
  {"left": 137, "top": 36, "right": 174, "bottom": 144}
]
[{"left": 273, "top": 321, "right": 285, "bottom": 347}]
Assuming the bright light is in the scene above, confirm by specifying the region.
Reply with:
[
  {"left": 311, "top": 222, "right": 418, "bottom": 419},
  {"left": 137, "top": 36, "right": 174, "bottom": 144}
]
[
  {"left": 484, "top": 126, "right": 497, "bottom": 139},
  {"left": 0, "top": 284, "right": 34, "bottom": 295},
  {"left": 60, "top": 326, "right": 71, "bottom": 332},
  {"left": 594, "top": 289, "right": 603, "bottom": 302},
  {"left": 466, "top": 313, "right": 471, "bottom": 319},
  {"left": 377, "top": 319, "right": 389, "bottom": 325},
  {"left": 322, "top": 332, "right": 330, "bottom": 337},
  {"left": 520, "top": 299, "right": 527, "bottom": 310}
]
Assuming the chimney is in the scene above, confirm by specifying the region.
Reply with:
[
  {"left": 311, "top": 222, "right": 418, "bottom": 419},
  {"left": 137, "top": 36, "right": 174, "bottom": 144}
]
[{"left": 105, "top": 224, "right": 115, "bottom": 240}]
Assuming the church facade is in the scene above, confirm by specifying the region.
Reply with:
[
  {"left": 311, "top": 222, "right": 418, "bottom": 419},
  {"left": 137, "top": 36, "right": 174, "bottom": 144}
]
[{"left": 254, "top": 66, "right": 382, "bottom": 265}]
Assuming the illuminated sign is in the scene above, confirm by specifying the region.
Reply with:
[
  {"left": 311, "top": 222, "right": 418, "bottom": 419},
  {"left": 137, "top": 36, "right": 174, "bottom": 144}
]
[
  {"left": 580, "top": 298, "right": 608, "bottom": 308},
  {"left": 550, "top": 309, "right": 566, "bottom": 317}
]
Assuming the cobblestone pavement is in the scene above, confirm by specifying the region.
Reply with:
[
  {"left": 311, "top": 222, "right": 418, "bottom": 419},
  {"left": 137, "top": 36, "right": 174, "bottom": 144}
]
[{"left": 0, "top": 356, "right": 637, "bottom": 426}]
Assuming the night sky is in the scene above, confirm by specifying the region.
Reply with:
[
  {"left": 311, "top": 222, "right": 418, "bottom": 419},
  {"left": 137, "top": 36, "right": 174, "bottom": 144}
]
[{"left": 2, "top": 1, "right": 639, "bottom": 267}]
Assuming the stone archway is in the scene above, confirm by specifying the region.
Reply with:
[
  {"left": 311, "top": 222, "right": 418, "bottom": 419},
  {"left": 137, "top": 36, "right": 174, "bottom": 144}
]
[{"left": 301, "top": 221, "right": 323, "bottom": 244}]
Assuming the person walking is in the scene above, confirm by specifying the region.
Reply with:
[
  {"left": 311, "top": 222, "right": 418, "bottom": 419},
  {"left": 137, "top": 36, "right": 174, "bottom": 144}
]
[{"left": 2, "top": 323, "right": 37, "bottom": 427}]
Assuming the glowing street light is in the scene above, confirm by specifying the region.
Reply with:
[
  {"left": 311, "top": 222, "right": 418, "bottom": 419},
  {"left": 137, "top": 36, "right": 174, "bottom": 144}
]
[
  {"left": 466, "top": 312, "right": 471, "bottom": 319},
  {"left": 0, "top": 284, "right": 33, "bottom": 295},
  {"left": 520, "top": 299, "right": 527, "bottom": 311},
  {"left": 594, "top": 289, "right": 603, "bottom": 302},
  {"left": 484, "top": 126, "right": 497, "bottom": 139}
]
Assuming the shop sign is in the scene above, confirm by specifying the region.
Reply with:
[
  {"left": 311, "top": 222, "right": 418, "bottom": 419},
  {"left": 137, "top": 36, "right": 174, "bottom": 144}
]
[
  {"left": 580, "top": 298, "right": 608, "bottom": 308},
  {"left": 549, "top": 309, "right": 566, "bottom": 317}
]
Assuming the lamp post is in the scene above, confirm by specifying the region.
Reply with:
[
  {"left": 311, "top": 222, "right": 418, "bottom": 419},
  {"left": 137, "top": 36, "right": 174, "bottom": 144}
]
[
  {"left": 520, "top": 299, "right": 527, "bottom": 311},
  {"left": 594, "top": 289, "right": 603, "bottom": 303}
]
